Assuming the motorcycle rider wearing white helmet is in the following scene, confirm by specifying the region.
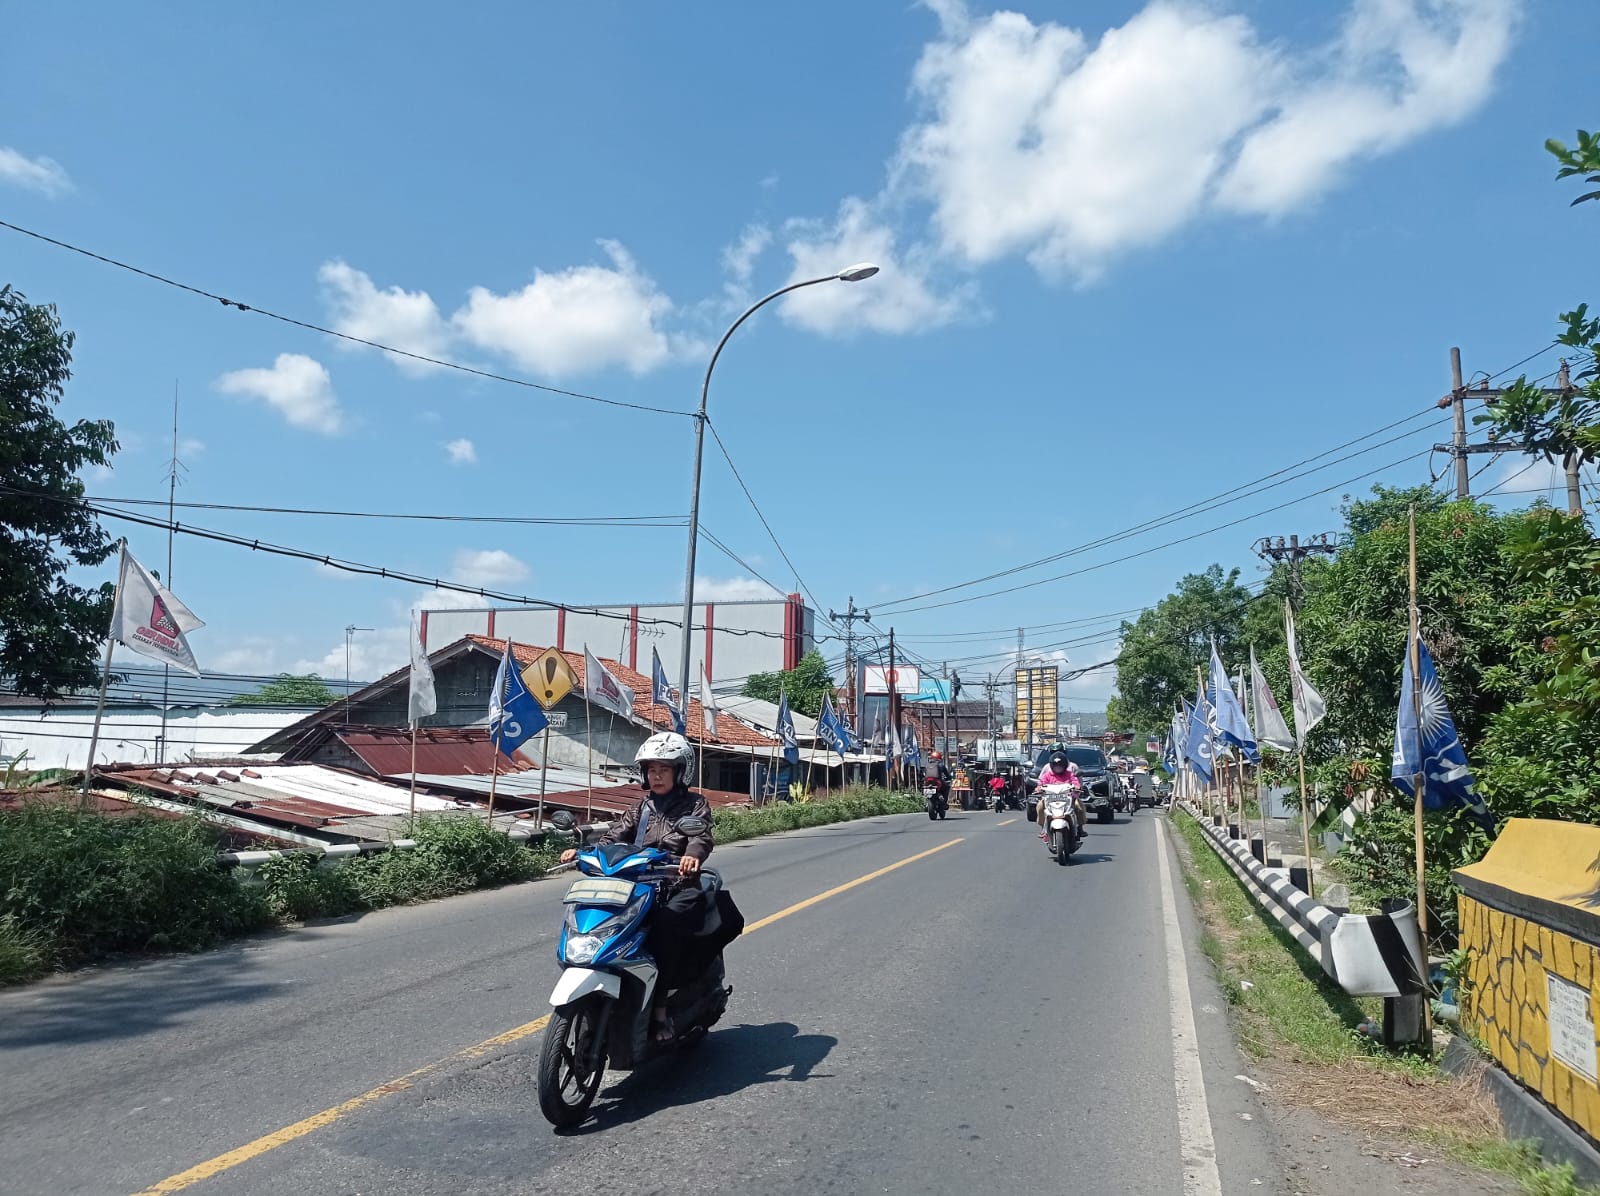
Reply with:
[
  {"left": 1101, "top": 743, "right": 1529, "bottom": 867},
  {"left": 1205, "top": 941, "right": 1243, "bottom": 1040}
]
[
  {"left": 559, "top": 731, "right": 716, "bottom": 1040},
  {"left": 560, "top": 730, "right": 713, "bottom": 875}
]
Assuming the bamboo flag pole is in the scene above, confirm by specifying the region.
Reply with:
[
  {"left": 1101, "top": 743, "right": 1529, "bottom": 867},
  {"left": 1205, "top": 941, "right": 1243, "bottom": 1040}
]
[
  {"left": 586, "top": 686, "right": 596, "bottom": 825},
  {"left": 1408, "top": 505, "right": 1433, "bottom": 1039},
  {"left": 804, "top": 712, "right": 820, "bottom": 795},
  {"left": 408, "top": 721, "right": 418, "bottom": 823},
  {"left": 486, "top": 727, "right": 502, "bottom": 828},
  {"left": 539, "top": 723, "right": 553, "bottom": 829},
  {"left": 82, "top": 540, "right": 128, "bottom": 808},
  {"left": 1298, "top": 749, "right": 1316, "bottom": 900}
]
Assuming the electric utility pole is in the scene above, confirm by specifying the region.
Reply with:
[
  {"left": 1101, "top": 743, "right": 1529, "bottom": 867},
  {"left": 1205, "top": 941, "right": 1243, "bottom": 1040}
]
[
  {"left": 1437, "top": 350, "right": 1581, "bottom": 513},
  {"left": 829, "top": 596, "right": 871, "bottom": 725},
  {"left": 1251, "top": 533, "right": 1338, "bottom": 606}
]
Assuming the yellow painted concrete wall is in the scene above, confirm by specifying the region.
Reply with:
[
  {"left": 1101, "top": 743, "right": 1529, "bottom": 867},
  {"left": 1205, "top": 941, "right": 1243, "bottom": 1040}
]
[
  {"left": 1456, "top": 818, "right": 1600, "bottom": 1142},
  {"left": 1458, "top": 895, "right": 1600, "bottom": 1136}
]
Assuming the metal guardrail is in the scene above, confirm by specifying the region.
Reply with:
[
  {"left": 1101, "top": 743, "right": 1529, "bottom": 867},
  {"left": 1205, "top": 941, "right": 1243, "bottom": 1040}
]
[{"left": 1178, "top": 802, "right": 1425, "bottom": 1002}]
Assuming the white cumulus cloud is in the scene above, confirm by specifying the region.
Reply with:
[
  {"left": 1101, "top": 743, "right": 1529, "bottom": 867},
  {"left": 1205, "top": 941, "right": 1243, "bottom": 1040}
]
[
  {"left": 215, "top": 354, "right": 344, "bottom": 434},
  {"left": 452, "top": 241, "right": 675, "bottom": 377},
  {"left": 0, "top": 147, "right": 72, "bottom": 195},
  {"left": 1215, "top": 0, "right": 1520, "bottom": 216},
  {"left": 781, "top": 198, "right": 978, "bottom": 335},
  {"left": 693, "top": 575, "right": 784, "bottom": 601},
  {"left": 450, "top": 549, "right": 530, "bottom": 588},
  {"left": 318, "top": 261, "right": 451, "bottom": 371},
  {"left": 444, "top": 437, "right": 477, "bottom": 465},
  {"left": 801, "top": 0, "right": 1521, "bottom": 286}
]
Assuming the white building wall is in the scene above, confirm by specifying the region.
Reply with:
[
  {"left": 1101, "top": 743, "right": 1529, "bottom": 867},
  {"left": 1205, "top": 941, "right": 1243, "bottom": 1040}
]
[
  {"left": 420, "top": 599, "right": 811, "bottom": 690},
  {"left": 0, "top": 706, "right": 307, "bottom": 770}
]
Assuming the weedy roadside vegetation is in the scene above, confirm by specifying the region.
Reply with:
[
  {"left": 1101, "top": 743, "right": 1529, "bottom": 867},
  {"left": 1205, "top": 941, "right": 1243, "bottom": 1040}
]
[
  {"left": 1172, "top": 809, "right": 1597, "bottom": 1196},
  {"left": 1, "top": 786, "right": 921, "bottom": 985}
]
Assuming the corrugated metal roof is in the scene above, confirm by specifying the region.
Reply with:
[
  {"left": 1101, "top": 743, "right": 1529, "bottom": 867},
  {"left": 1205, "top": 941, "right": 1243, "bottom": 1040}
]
[
  {"left": 332, "top": 726, "right": 538, "bottom": 776},
  {"left": 395, "top": 772, "right": 641, "bottom": 815},
  {"left": 105, "top": 764, "right": 467, "bottom": 835}
]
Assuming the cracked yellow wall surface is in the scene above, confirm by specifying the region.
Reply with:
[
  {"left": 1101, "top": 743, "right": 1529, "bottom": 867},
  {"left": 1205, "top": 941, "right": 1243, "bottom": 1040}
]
[{"left": 1456, "top": 818, "right": 1600, "bottom": 1142}]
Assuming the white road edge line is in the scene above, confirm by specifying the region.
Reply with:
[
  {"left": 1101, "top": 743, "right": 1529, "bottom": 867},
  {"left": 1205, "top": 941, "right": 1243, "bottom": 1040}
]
[{"left": 1156, "top": 817, "right": 1223, "bottom": 1196}]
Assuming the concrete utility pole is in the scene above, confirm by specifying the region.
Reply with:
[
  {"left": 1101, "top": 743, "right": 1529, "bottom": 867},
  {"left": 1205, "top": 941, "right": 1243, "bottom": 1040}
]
[
  {"left": 829, "top": 596, "right": 871, "bottom": 726},
  {"left": 1252, "top": 533, "right": 1338, "bottom": 606},
  {"left": 1436, "top": 349, "right": 1579, "bottom": 506}
]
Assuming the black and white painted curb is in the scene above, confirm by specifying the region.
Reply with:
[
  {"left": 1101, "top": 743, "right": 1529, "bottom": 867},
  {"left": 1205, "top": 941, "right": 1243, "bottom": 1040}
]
[{"left": 1178, "top": 802, "right": 1424, "bottom": 998}]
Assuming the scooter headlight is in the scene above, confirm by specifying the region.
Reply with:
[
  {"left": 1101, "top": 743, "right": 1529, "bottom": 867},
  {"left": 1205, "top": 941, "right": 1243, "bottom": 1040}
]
[
  {"left": 1045, "top": 800, "right": 1072, "bottom": 816},
  {"left": 564, "top": 934, "right": 605, "bottom": 965}
]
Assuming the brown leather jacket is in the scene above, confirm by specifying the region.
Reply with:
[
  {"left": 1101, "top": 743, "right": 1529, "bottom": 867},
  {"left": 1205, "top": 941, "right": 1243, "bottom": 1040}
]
[{"left": 600, "top": 786, "right": 715, "bottom": 862}]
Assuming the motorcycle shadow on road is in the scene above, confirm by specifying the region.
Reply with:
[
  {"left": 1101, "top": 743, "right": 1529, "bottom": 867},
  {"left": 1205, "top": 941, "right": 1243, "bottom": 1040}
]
[{"left": 558, "top": 1020, "right": 838, "bottom": 1135}]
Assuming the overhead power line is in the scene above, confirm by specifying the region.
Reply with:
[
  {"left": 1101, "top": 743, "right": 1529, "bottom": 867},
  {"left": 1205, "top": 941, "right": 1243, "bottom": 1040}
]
[
  {"left": 0, "top": 218, "right": 690, "bottom": 418},
  {"left": 881, "top": 448, "right": 1432, "bottom": 615},
  {"left": 875, "top": 409, "right": 1447, "bottom": 612},
  {"left": 85, "top": 493, "right": 686, "bottom": 527},
  {"left": 2, "top": 485, "right": 835, "bottom": 644}
]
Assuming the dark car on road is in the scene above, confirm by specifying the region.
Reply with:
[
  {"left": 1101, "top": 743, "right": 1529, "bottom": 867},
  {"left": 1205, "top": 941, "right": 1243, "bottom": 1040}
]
[{"left": 1033, "top": 744, "right": 1120, "bottom": 823}]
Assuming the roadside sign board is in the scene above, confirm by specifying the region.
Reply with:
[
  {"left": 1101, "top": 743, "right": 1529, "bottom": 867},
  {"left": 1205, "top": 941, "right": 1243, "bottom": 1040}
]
[{"left": 524, "top": 647, "right": 578, "bottom": 709}]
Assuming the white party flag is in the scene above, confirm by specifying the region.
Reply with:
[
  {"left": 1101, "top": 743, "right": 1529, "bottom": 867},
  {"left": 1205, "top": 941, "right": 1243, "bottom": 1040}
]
[
  {"left": 1285, "top": 600, "right": 1327, "bottom": 750},
  {"left": 408, "top": 616, "right": 437, "bottom": 724},
  {"left": 109, "top": 547, "right": 204, "bottom": 676},
  {"left": 583, "top": 645, "right": 636, "bottom": 719},
  {"left": 700, "top": 664, "right": 719, "bottom": 739}
]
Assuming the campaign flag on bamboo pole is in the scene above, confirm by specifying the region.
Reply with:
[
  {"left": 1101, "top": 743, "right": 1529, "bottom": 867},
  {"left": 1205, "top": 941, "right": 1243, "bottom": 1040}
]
[
  {"left": 1249, "top": 646, "right": 1294, "bottom": 752},
  {"left": 408, "top": 616, "right": 437, "bottom": 725},
  {"left": 488, "top": 640, "right": 547, "bottom": 755},
  {"left": 1285, "top": 600, "right": 1326, "bottom": 750},
  {"left": 650, "top": 646, "right": 685, "bottom": 735},
  {"left": 1392, "top": 631, "right": 1495, "bottom": 833},
  {"left": 776, "top": 689, "right": 800, "bottom": 764},
  {"left": 1208, "top": 640, "right": 1259, "bottom": 763},
  {"left": 1183, "top": 687, "right": 1215, "bottom": 785},
  {"left": 109, "top": 547, "right": 204, "bottom": 675},
  {"left": 699, "top": 664, "right": 719, "bottom": 739},
  {"left": 583, "top": 645, "right": 636, "bottom": 719},
  {"left": 904, "top": 722, "right": 922, "bottom": 768},
  {"left": 817, "top": 695, "right": 852, "bottom": 757}
]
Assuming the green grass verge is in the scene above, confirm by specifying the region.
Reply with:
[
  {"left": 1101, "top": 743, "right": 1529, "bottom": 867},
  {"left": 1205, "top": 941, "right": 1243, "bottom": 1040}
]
[
  {"left": 0, "top": 803, "right": 559, "bottom": 985},
  {"left": 712, "top": 787, "right": 924, "bottom": 844},
  {"left": 1172, "top": 807, "right": 1600, "bottom": 1196},
  {"left": 1, "top": 786, "right": 925, "bottom": 986}
]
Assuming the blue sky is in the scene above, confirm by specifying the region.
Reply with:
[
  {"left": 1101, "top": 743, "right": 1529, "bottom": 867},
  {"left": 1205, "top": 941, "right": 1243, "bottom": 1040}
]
[{"left": 4, "top": 0, "right": 1595, "bottom": 705}]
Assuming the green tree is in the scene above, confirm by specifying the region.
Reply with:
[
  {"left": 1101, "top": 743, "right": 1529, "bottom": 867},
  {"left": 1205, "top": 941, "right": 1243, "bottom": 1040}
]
[
  {"left": 741, "top": 650, "right": 835, "bottom": 718},
  {"left": 229, "top": 674, "right": 339, "bottom": 706},
  {"left": 0, "top": 287, "right": 118, "bottom": 699},
  {"left": 1109, "top": 564, "right": 1257, "bottom": 737}
]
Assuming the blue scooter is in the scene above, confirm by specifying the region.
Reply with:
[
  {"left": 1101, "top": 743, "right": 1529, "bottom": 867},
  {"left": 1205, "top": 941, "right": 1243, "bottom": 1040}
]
[{"left": 536, "top": 809, "right": 734, "bottom": 1127}]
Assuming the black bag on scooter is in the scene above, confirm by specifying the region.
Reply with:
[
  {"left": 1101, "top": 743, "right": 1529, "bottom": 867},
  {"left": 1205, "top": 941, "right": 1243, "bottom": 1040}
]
[{"left": 1025, "top": 802, "right": 1036, "bottom": 822}]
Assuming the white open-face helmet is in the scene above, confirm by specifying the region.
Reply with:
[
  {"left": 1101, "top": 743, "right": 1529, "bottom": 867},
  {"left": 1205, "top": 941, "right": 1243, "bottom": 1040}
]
[{"left": 635, "top": 730, "right": 695, "bottom": 787}]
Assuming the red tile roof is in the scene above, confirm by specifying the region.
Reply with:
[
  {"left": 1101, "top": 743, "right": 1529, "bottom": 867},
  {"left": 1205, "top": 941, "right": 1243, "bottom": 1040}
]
[{"left": 467, "top": 636, "right": 776, "bottom": 750}]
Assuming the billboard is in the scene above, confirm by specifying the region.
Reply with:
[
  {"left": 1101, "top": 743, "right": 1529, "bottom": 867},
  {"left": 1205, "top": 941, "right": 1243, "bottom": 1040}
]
[
  {"left": 1014, "top": 666, "right": 1058, "bottom": 747},
  {"left": 863, "top": 664, "right": 921, "bottom": 695}
]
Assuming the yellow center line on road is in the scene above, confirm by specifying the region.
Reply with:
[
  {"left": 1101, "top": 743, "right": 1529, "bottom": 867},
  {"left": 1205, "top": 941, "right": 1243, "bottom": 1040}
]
[
  {"left": 129, "top": 835, "right": 965, "bottom": 1195},
  {"left": 996, "top": 818, "right": 1018, "bottom": 827}
]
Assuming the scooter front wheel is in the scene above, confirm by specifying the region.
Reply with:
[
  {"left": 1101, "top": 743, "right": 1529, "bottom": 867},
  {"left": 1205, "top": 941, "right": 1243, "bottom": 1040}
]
[{"left": 537, "top": 995, "right": 609, "bottom": 1128}]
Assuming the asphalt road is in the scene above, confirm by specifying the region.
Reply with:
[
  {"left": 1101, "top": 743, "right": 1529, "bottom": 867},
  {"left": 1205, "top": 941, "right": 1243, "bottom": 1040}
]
[{"left": 2, "top": 808, "right": 1311, "bottom": 1195}]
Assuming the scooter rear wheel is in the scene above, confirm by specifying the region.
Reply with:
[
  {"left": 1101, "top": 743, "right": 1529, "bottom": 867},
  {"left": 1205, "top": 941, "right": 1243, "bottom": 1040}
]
[{"left": 537, "top": 995, "right": 609, "bottom": 1128}]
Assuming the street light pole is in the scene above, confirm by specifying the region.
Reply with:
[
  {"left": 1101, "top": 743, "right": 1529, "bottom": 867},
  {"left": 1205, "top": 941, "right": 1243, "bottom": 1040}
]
[{"left": 677, "top": 263, "right": 880, "bottom": 708}]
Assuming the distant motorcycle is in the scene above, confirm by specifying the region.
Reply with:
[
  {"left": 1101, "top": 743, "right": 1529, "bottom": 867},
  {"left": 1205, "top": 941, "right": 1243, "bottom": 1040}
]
[{"left": 923, "top": 782, "right": 949, "bottom": 820}]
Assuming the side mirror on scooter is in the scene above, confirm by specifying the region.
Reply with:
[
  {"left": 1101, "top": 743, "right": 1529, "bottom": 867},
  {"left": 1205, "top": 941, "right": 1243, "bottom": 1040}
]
[{"left": 675, "top": 815, "right": 709, "bottom": 836}]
